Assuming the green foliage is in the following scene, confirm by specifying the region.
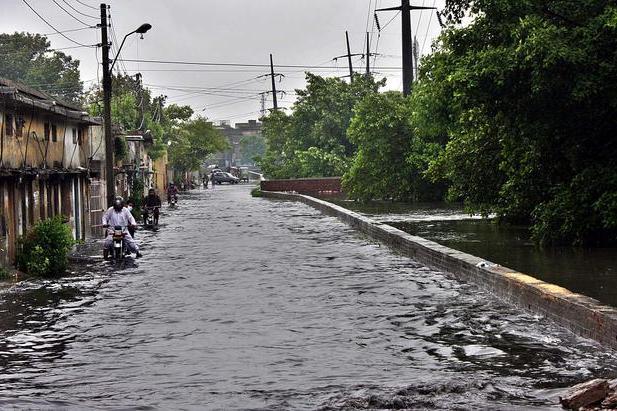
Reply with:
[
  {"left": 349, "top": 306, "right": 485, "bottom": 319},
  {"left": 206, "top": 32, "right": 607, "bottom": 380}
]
[
  {"left": 240, "top": 134, "right": 266, "bottom": 165},
  {"left": 343, "top": 91, "right": 444, "bottom": 202},
  {"left": 129, "top": 178, "right": 145, "bottom": 221},
  {"left": 86, "top": 75, "right": 196, "bottom": 163},
  {"left": 251, "top": 186, "right": 263, "bottom": 197},
  {"left": 17, "top": 216, "right": 75, "bottom": 277},
  {"left": 259, "top": 73, "right": 384, "bottom": 179},
  {"left": 0, "top": 266, "right": 10, "bottom": 280},
  {"left": 114, "top": 136, "right": 128, "bottom": 161},
  {"left": 168, "top": 117, "right": 229, "bottom": 173},
  {"left": 0, "top": 32, "right": 82, "bottom": 103},
  {"left": 415, "top": 0, "right": 617, "bottom": 245}
]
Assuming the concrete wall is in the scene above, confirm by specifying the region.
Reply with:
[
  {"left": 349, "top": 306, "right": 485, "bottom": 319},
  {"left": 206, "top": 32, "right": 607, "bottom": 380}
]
[
  {"left": 262, "top": 190, "right": 617, "bottom": 350},
  {"left": 261, "top": 177, "right": 342, "bottom": 196}
]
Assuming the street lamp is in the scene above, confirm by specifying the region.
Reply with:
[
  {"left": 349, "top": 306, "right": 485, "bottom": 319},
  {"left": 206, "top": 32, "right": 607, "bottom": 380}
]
[
  {"left": 110, "top": 23, "right": 152, "bottom": 72},
  {"left": 100, "top": 5, "right": 152, "bottom": 206}
]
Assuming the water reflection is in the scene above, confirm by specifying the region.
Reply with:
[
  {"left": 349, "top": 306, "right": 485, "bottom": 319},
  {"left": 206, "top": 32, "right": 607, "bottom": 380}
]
[{"left": 391, "top": 219, "right": 617, "bottom": 307}]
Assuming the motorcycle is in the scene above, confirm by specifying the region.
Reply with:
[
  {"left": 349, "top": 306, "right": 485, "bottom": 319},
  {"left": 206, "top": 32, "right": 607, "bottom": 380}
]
[
  {"left": 105, "top": 226, "right": 128, "bottom": 262},
  {"left": 144, "top": 206, "right": 159, "bottom": 227},
  {"left": 168, "top": 195, "right": 178, "bottom": 208}
]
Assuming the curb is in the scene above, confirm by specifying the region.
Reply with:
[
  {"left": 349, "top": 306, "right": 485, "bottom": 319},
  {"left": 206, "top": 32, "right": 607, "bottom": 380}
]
[{"left": 262, "top": 190, "right": 617, "bottom": 350}]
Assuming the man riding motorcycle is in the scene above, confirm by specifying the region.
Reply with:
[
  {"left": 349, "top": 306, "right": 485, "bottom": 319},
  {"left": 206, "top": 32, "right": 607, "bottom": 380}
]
[
  {"left": 167, "top": 182, "right": 179, "bottom": 204},
  {"left": 143, "top": 188, "right": 162, "bottom": 225},
  {"left": 102, "top": 198, "right": 142, "bottom": 259}
]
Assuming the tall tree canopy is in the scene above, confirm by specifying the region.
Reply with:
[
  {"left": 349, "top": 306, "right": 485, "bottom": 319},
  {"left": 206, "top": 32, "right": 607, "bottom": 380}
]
[
  {"left": 168, "top": 117, "right": 229, "bottom": 174},
  {"left": 259, "top": 73, "right": 384, "bottom": 179},
  {"left": 0, "top": 32, "right": 82, "bottom": 103},
  {"left": 413, "top": 0, "right": 617, "bottom": 245},
  {"left": 86, "top": 74, "right": 191, "bottom": 161},
  {"left": 343, "top": 91, "right": 444, "bottom": 202}
]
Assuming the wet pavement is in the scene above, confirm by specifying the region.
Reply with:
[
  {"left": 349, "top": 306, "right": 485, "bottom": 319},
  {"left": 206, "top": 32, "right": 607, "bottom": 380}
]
[{"left": 0, "top": 184, "right": 616, "bottom": 410}]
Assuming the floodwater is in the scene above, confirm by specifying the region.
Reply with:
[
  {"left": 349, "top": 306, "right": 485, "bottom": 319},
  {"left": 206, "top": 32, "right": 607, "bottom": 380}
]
[
  {"left": 336, "top": 200, "right": 617, "bottom": 308},
  {"left": 0, "top": 186, "right": 616, "bottom": 410}
]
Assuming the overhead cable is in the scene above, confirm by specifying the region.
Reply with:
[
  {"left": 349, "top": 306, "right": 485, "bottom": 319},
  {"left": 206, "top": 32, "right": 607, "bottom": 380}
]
[
  {"left": 21, "top": 0, "right": 96, "bottom": 47},
  {"left": 51, "top": 0, "right": 93, "bottom": 27}
]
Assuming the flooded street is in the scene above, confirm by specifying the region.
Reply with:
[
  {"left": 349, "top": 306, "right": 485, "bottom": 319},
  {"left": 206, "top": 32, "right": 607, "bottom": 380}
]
[{"left": 0, "top": 185, "right": 616, "bottom": 410}]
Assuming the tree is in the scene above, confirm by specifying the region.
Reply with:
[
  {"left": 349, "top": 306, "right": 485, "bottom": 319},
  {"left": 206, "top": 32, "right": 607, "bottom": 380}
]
[
  {"left": 86, "top": 75, "right": 195, "bottom": 162},
  {"left": 0, "top": 32, "right": 82, "bottom": 103},
  {"left": 259, "top": 73, "right": 384, "bottom": 179},
  {"left": 168, "top": 117, "right": 229, "bottom": 174},
  {"left": 343, "top": 91, "right": 444, "bottom": 202},
  {"left": 416, "top": 0, "right": 617, "bottom": 245},
  {"left": 239, "top": 134, "right": 266, "bottom": 165}
]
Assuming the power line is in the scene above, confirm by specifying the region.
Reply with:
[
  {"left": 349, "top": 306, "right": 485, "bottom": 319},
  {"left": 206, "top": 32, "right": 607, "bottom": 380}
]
[
  {"left": 421, "top": 0, "right": 437, "bottom": 55},
  {"left": 21, "top": 0, "right": 96, "bottom": 47},
  {"left": 51, "top": 0, "right": 94, "bottom": 27},
  {"left": 117, "top": 58, "right": 402, "bottom": 70},
  {"left": 60, "top": 0, "right": 99, "bottom": 20},
  {"left": 74, "top": 0, "right": 98, "bottom": 11},
  {"left": 42, "top": 26, "right": 96, "bottom": 36},
  {"left": 0, "top": 44, "right": 95, "bottom": 56}
]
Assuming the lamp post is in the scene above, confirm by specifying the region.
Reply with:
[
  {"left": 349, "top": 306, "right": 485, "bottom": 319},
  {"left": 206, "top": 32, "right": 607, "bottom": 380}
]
[{"left": 100, "top": 3, "right": 151, "bottom": 206}]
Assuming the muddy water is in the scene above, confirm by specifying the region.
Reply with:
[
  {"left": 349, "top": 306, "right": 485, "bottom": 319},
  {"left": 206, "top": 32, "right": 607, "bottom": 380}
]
[{"left": 0, "top": 186, "right": 615, "bottom": 410}]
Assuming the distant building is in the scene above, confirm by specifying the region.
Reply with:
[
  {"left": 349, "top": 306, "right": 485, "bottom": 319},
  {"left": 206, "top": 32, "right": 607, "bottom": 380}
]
[
  {"left": 0, "top": 77, "right": 102, "bottom": 263},
  {"left": 214, "top": 119, "right": 261, "bottom": 168}
]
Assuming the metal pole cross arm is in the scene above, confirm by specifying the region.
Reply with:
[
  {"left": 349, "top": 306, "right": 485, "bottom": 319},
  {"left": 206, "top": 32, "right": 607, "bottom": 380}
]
[{"left": 375, "top": 0, "right": 437, "bottom": 96}]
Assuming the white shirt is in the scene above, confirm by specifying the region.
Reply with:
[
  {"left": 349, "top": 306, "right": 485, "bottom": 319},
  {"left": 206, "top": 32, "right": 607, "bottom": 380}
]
[{"left": 102, "top": 207, "right": 137, "bottom": 228}]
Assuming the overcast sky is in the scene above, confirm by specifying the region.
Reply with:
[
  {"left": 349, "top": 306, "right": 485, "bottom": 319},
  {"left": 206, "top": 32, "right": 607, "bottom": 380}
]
[{"left": 2, "top": 0, "right": 444, "bottom": 125}]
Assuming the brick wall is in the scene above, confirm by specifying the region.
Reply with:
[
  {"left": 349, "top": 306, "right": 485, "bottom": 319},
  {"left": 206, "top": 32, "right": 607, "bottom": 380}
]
[
  {"left": 261, "top": 177, "right": 341, "bottom": 195},
  {"left": 261, "top": 190, "right": 617, "bottom": 351}
]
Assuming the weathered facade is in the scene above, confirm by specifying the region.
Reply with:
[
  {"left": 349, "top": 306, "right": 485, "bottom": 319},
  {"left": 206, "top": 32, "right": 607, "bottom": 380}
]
[{"left": 0, "top": 78, "right": 102, "bottom": 263}]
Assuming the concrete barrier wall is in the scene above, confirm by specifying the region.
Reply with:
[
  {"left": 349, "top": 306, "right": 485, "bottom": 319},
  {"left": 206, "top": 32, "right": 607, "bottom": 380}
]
[
  {"left": 262, "top": 190, "right": 617, "bottom": 350},
  {"left": 260, "top": 177, "right": 341, "bottom": 195}
]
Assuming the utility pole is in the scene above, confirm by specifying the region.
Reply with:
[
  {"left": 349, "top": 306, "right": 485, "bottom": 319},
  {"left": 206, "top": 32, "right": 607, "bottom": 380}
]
[
  {"left": 269, "top": 54, "right": 278, "bottom": 110},
  {"left": 346, "top": 31, "right": 354, "bottom": 82},
  {"left": 333, "top": 31, "right": 363, "bottom": 83},
  {"left": 413, "top": 35, "right": 420, "bottom": 81},
  {"left": 366, "top": 32, "right": 370, "bottom": 75},
  {"left": 260, "top": 54, "right": 284, "bottom": 112},
  {"left": 259, "top": 93, "right": 267, "bottom": 118},
  {"left": 376, "top": 0, "right": 436, "bottom": 95},
  {"left": 100, "top": 3, "right": 114, "bottom": 207},
  {"left": 363, "top": 32, "right": 379, "bottom": 76}
]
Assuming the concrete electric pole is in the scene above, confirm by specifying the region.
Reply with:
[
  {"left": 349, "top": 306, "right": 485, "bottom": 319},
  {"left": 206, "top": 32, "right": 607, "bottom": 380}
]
[
  {"left": 269, "top": 54, "right": 278, "bottom": 110},
  {"left": 261, "top": 54, "right": 284, "bottom": 112},
  {"left": 100, "top": 3, "right": 114, "bottom": 207}
]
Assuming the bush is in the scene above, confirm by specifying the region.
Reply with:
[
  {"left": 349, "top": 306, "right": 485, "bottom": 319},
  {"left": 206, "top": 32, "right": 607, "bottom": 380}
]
[
  {"left": 17, "top": 216, "right": 75, "bottom": 277},
  {"left": 251, "top": 186, "right": 263, "bottom": 197}
]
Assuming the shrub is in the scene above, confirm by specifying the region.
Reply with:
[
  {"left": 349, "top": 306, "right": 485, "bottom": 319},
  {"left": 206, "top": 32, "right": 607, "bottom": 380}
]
[
  {"left": 251, "top": 186, "right": 263, "bottom": 197},
  {"left": 17, "top": 216, "right": 75, "bottom": 277}
]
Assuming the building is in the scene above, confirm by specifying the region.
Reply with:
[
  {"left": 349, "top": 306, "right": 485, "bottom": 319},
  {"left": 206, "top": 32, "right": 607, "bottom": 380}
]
[
  {"left": 0, "top": 77, "right": 102, "bottom": 263},
  {"left": 214, "top": 119, "right": 261, "bottom": 168}
]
